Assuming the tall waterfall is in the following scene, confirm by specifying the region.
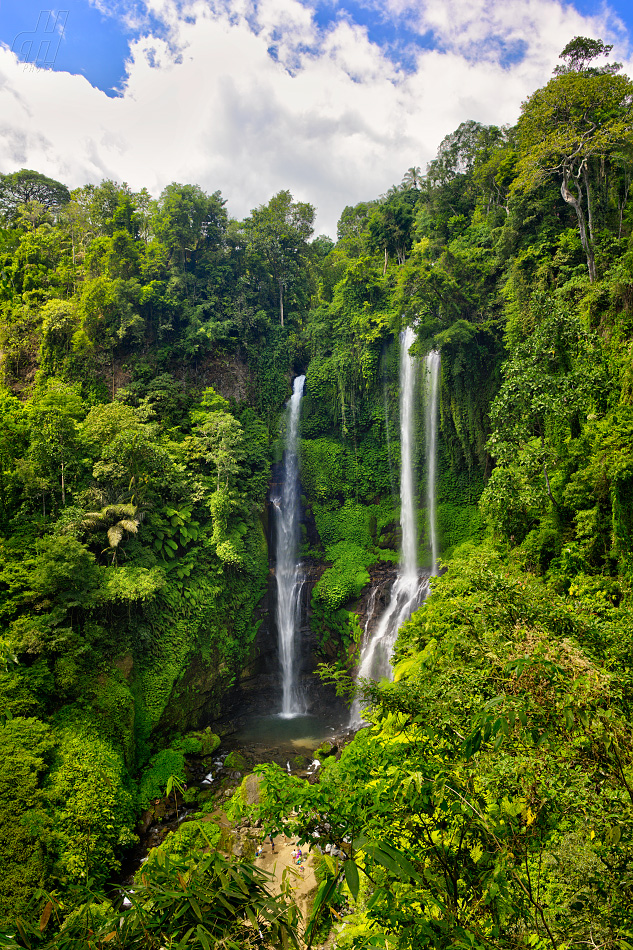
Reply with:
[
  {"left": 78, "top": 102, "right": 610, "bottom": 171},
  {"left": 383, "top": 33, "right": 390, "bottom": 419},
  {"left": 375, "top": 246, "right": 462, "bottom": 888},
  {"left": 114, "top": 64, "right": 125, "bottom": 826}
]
[
  {"left": 425, "top": 350, "right": 441, "bottom": 576},
  {"left": 350, "top": 328, "right": 425, "bottom": 725},
  {"left": 275, "top": 375, "right": 306, "bottom": 719}
]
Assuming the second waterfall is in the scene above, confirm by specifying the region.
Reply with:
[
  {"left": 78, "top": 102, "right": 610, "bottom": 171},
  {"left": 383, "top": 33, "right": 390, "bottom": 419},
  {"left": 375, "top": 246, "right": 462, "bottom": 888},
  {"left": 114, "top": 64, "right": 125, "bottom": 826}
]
[
  {"left": 275, "top": 375, "right": 306, "bottom": 719},
  {"left": 351, "top": 331, "right": 440, "bottom": 725}
]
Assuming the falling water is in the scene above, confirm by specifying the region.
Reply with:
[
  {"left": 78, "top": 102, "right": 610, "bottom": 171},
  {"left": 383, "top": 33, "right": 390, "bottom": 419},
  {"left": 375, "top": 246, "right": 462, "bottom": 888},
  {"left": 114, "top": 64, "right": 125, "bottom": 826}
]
[
  {"left": 425, "top": 351, "right": 441, "bottom": 576},
  {"left": 350, "top": 328, "right": 426, "bottom": 725},
  {"left": 275, "top": 375, "right": 306, "bottom": 718},
  {"left": 363, "top": 586, "right": 380, "bottom": 640}
]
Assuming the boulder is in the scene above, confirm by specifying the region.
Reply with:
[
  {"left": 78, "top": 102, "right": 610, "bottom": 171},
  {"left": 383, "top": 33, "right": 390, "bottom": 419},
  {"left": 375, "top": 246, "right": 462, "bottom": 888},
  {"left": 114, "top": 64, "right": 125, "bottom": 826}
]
[
  {"left": 224, "top": 750, "right": 247, "bottom": 770},
  {"left": 201, "top": 728, "right": 221, "bottom": 756},
  {"left": 241, "top": 773, "right": 262, "bottom": 806}
]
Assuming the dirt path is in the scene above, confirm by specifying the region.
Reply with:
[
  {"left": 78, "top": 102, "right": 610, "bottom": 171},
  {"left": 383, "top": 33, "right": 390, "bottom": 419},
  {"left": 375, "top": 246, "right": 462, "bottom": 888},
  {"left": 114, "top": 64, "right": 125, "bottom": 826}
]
[
  {"left": 256, "top": 833, "right": 319, "bottom": 941},
  {"left": 205, "top": 812, "right": 320, "bottom": 945}
]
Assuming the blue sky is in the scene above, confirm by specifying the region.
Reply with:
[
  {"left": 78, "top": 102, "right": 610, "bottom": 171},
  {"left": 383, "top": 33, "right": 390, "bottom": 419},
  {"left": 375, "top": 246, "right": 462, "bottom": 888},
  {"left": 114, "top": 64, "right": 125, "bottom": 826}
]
[
  {"left": 0, "top": 1, "right": 163, "bottom": 94},
  {"left": 1, "top": 0, "right": 630, "bottom": 96},
  {"left": 0, "top": 0, "right": 631, "bottom": 235}
]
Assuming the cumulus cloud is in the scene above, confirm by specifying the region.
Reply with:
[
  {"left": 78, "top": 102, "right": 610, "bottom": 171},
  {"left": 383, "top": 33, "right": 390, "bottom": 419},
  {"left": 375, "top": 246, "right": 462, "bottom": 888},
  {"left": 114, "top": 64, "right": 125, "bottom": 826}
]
[{"left": 1, "top": 0, "right": 632, "bottom": 236}]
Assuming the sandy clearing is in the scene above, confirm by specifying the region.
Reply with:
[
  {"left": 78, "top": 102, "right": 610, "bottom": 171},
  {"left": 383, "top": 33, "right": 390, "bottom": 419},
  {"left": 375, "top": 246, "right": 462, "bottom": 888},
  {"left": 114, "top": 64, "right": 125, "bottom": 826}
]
[{"left": 256, "top": 832, "right": 320, "bottom": 942}]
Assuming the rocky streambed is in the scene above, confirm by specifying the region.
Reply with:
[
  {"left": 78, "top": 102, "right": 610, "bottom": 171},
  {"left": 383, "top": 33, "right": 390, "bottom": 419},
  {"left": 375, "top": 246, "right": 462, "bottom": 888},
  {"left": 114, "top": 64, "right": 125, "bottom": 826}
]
[{"left": 117, "top": 716, "right": 356, "bottom": 891}]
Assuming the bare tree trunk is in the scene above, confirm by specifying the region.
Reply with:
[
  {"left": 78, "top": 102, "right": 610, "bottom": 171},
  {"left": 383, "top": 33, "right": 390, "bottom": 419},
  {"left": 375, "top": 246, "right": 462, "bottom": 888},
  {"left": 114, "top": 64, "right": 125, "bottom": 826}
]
[
  {"left": 582, "top": 161, "right": 595, "bottom": 245},
  {"left": 71, "top": 228, "right": 77, "bottom": 293},
  {"left": 279, "top": 280, "right": 284, "bottom": 327},
  {"left": 543, "top": 463, "right": 560, "bottom": 509},
  {"left": 383, "top": 247, "right": 388, "bottom": 276},
  {"left": 560, "top": 168, "right": 595, "bottom": 282},
  {"left": 618, "top": 170, "right": 631, "bottom": 240}
]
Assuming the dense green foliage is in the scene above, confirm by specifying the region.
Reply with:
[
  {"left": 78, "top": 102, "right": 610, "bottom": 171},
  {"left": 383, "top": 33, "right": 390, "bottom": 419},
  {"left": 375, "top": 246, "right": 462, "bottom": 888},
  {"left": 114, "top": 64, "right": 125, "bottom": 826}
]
[
  {"left": 1, "top": 34, "right": 633, "bottom": 950},
  {"left": 253, "top": 546, "right": 633, "bottom": 948},
  {"left": 0, "top": 181, "right": 307, "bottom": 927}
]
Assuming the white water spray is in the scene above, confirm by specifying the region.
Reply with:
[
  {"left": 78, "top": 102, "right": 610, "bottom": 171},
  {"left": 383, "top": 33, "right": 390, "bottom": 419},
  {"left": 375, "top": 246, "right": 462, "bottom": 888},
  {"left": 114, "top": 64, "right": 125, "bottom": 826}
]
[
  {"left": 275, "top": 375, "right": 306, "bottom": 718},
  {"left": 350, "top": 328, "right": 426, "bottom": 725}
]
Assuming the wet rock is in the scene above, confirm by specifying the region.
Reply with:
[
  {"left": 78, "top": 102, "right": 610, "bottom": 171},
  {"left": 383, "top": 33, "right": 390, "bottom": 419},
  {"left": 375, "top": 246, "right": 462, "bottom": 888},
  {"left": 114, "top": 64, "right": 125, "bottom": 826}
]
[{"left": 139, "top": 810, "right": 154, "bottom": 835}]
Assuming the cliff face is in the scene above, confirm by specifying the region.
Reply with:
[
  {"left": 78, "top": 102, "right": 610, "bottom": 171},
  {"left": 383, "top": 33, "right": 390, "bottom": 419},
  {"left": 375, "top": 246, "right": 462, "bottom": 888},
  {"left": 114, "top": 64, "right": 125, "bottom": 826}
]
[{"left": 215, "top": 462, "right": 337, "bottom": 730}]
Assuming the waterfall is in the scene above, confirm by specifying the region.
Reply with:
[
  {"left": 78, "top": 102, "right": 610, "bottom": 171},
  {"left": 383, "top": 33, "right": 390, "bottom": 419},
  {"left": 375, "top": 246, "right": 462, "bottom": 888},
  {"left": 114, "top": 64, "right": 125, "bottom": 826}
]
[
  {"left": 425, "top": 351, "right": 441, "bottom": 576},
  {"left": 275, "top": 375, "right": 306, "bottom": 719},
  {"left": 350, "top": 328, "right": 426, "bottom": 725}
]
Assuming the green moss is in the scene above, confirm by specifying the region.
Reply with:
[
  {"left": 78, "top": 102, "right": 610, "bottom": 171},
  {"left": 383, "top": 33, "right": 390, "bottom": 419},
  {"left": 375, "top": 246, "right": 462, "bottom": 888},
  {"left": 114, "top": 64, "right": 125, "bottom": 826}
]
[
  {"left": 300, "top": 438, "right": 347, "bottom": 500},
  {"left": 133, "top": 525, "right": 268, "bottom": 756},
  {"left": 200, "top": 729, "right": 221, "bottom": 755},
  {"left": 138, "top": 748, "right": 186, "bottom": 809},
  {"left": 314, "top": 740, "right": 335, "bottom": 759},
  {"left": 436, "top": 503, "right": 484, "bottom": 559},
  {"left": 140, "top": 819, "right": 221, "bottom": 871},
  {"left": 314, "top": 544, "right": 373, "bottom": 611},
  {"left": 0, "top": 718, "right": 52, "bottom": 926},
  {"left": 91, "top": 671, "right": 136, "bottom": 766},
  {"left": 224, "top": 750, "right": 247, "bottom": 771},
  {"left": 49, "top": 718, "right": 137, "bottom": 884}
]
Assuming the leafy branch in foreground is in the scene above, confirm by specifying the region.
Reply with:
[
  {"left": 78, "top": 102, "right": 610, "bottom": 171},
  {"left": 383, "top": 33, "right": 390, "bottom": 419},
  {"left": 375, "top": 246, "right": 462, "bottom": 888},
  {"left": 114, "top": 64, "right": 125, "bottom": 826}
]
[{"left": 4, "top": 836, "right": 300, "bottom": 950}]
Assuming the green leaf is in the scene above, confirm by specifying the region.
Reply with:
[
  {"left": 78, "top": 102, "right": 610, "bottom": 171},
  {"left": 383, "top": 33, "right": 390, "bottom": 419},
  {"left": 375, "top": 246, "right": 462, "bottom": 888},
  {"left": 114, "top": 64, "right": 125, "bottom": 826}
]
[
  {"left": 176, "top": 926, "right": 195, "bottom": 949},
  {"left": 188, "top": 897, "right": 203, "bottom": 920},
  {"left": 366, "top": 886, "right": 387, "bottom": 910},
  {"left": 605, "top": 825, "right": 622, "bottom": 846},
  {"left": 344, "top": 859, "right": 360, "bottom": 900},
  {"left": 305, "top": 875, "right": 338, "bottom": 947},
  {"left": 196, "top": 925, "right": 212, "bottom": 950},
  {"left": 364, "top": 844, "right": 406, "bottom": 879}
]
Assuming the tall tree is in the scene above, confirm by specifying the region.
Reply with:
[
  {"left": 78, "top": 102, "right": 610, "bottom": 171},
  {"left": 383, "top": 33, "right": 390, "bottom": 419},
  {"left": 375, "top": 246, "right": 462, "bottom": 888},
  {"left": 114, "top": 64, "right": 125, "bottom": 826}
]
[
  {"left": 26, "top": 380, "right": 84, "bottom": 510},
  {"left": 243, "top": 190, "right": 314, "bottom": 327},
  {"left": 368, "top": 191, "right": 418, "bottom": 270},
  {"left": 153, "top": 183, "right": 226, "bottom": 271},
  {"left": 514, "top": 38, "right": 633, "bottom": 281},
  {"left": 0, "top": 170, "right": 70, "bottom": 223},
  {"left": 401, "top": 166, "right": 423, "bottom": 190}
]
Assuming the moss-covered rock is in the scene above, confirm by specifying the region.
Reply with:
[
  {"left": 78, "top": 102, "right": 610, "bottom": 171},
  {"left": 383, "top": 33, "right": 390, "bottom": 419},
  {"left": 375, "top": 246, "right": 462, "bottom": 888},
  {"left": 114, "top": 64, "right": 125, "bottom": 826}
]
[
  {"left": 315, "top": 740, "right": 335, "bottom": 759},
  {"left": 224, "top": 750, "right": 247, "bottom": 771},
  {"left": 200, "top": 728, "right": 221, "bottom": 756}
]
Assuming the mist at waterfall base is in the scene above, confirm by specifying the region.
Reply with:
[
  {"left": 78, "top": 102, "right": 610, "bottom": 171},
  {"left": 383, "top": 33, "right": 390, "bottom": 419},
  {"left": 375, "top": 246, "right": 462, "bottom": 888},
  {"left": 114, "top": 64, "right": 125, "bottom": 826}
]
[
  {"left": 275, "top": 374, "right": 307, "bottom": 720},
  {"left": 350, "top": 336, "right": 441, "bottom": 727}
]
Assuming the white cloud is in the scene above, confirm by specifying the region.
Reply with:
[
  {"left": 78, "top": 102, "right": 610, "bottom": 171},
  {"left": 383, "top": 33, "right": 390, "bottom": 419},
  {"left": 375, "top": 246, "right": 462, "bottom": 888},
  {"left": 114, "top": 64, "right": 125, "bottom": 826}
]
[{"left": 1, "top": 0, "right": 632, "bottom": 236}]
